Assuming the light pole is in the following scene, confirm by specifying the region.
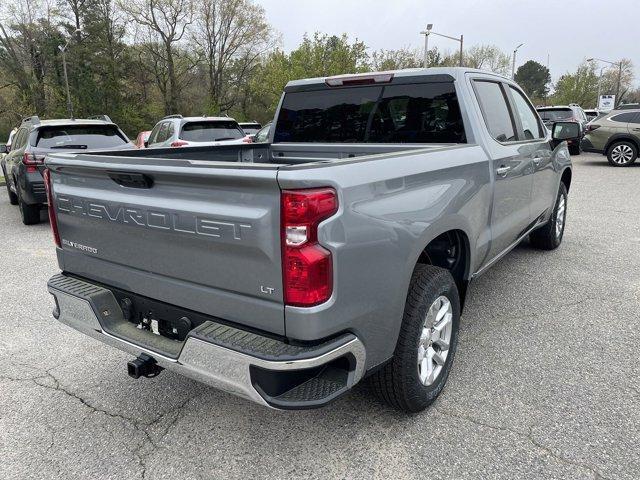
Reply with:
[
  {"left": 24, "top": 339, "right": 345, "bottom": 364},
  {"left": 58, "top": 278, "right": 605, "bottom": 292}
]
[
  {"left": 587, "top": 57, "right": 623, "bottom": 106},
  {"left": 58, "top": 28, "right": 81, "bottom": 120},
  {"left": 511, "top": 43, "right": 524, "bottom": 79},
  {"left": 420, "top": 26, "right": 464, "bottom": 67},
  {"left": 420, "top": 24, "right": 433, "bottom": 67}
]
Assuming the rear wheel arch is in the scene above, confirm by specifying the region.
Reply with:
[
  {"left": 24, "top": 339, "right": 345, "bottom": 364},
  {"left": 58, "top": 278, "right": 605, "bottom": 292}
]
[
  {"left": 604, "top": 135, "right": 640, "bottom": 154},
  {"left": 415, "top": 228, "right": 471, "bottom": 308}
]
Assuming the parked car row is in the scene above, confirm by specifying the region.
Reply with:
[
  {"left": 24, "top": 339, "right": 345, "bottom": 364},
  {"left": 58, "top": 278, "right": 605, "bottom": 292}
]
[{"left": 1, "top": 113, "right": 270, "bottom": 226}]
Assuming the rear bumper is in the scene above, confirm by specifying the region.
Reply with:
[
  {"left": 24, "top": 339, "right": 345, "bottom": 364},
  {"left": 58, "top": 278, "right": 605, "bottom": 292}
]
[
  {"left": 47, "top": 273, "right": 366, "bottom": 409},
  {"left": 19, "top": 168, "right": 46, "bottom": 204}
]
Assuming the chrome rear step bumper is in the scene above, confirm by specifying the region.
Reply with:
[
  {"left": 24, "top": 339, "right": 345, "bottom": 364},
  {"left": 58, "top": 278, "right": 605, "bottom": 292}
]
[{"left": 48, "top": 274, "right": 366, "bottom": 409}]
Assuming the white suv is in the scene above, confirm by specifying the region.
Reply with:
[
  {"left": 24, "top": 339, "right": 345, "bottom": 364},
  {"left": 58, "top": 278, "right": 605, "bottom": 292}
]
[{"left": 146, "top": 115, "right": 251, "bottom": 148}]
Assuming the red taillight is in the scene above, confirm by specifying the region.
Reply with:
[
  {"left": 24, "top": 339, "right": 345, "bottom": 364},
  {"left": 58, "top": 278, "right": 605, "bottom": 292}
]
[
  {"left": 586, "top": 124, "right": 601, "bottom": 132},
  {"left": 170, "top": 140, "right": 189, "bottom": 147},
  {"left": 281, "top": 188, "right": 338, "bottom": 307},
  {"left": 23, "top": 152, "right": 45, "bottom": 173},
  {"left": 43, "top": 168, "right": 61, "bottom": 248}
]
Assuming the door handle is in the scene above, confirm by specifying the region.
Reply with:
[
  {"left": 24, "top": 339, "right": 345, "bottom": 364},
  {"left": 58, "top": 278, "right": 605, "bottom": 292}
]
[
  {"left": 496, "top": 166, "right": 511, "bottom": 177},
  {"left": 108, "top": 171, "right": 154, "bottom": 189}
]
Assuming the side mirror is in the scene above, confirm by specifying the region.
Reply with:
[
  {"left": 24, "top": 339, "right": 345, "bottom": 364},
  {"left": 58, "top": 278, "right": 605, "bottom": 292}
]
[
  {"left": 0, "top": 144, "right": 7, "bottom": 154},
  {"left": 143, "top": 140, "right": 149, "bottom": 148},
  {"left": 552, "top": 122, "right": 580, "bottom": 141}
]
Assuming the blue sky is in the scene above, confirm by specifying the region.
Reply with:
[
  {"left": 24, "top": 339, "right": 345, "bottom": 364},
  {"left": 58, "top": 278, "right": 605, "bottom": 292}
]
[{"left": 255, "top": 0, "right": 639, "bottom": 85}]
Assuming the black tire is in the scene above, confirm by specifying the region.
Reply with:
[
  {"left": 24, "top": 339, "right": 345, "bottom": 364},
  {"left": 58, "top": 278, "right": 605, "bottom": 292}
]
[
  {"left": 529, "top": 182, "right": 567, "bottom": 250},
  {"left": 569, "top": 144, "right": 581, "bottom": 156},
  {"left": 17, "top": 187, "right": 41, "bottom": 225},
  {"left": 3, "top": 168, "right": 18, "bottom": 205},
  {"left": 370, "top": 264, "right": 460, "bottom": 413},
  {"left": 607, "top": 141, "right": 638, "bottom": 167}
]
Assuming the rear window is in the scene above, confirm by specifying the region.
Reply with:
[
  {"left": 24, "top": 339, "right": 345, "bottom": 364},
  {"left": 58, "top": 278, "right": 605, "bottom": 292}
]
[
  {"left": 537, "top": 109, "right": 573, "bottom": 121},
  {"left": 274, "top": 82, "right": 466, "bottom": 144},
  {"left": 180, "top": 121, "right": 244, "bottom": 142},
  {"left": 35, "top": 125, "right": 128, "bottom": 149}
]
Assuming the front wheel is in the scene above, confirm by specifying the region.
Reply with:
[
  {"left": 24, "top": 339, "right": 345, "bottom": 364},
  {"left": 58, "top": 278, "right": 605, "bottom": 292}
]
[
  {"left": 370, "top": 264, "right": 460, "bottom": 413},
  {"left": 529, "top": 182, "right": 567, "bottom": 250}
]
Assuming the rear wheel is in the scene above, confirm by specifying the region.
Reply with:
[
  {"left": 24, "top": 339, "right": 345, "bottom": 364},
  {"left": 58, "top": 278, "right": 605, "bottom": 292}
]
[
  {"left": 17, "top": 187, "right": 40, "bottom": 225},
  {"left": 370, "top": 264, "right": 460, "bottom": 413},
  {"left": 3, "top": 168, "right": 18, "bottom": 205},
  {"left": 607, "top": 141, "right": 637, "bottom": 167},
  {"left": 530, "top": 182, "right": 567, "bottom": 250}
]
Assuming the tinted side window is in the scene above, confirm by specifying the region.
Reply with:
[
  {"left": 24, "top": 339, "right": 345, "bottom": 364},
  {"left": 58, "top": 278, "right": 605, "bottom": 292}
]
[
  {"left": 473, "top": 81, "right": 516, "bottom": 142},
  {"left": 148, "top": 123, "right": 162, "bottom": 144},
  {"left": 156, "top": 122, "right": 170, "bottom": 143},
  {"left": 611, "top": 112, "right": 639, "bottom": 123},
  {"left": 165, "top": 122, "right": 175, "bottom": 140},
  {"left": 509, "top": 87, "right": 543, "bottom": 140},
  {"left": 13, "top": 129, "right": 28, "bottom": 150}
]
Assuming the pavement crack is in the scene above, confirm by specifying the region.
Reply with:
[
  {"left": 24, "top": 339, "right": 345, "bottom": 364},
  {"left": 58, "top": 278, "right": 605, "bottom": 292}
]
[{"left": 434, "top": 407, "right": 608, "bottom": 480}]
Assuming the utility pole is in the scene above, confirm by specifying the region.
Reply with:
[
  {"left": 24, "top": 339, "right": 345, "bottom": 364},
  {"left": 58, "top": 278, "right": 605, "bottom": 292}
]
[
  {"left": 587, "top": 57, "right": 623, "bottom": 107},
  {"left": 58, "top": 28, "right": 82, "bottom": 120},
  {"left": 616, "top": 62, "right": 623, "bottom": 103},
  {"left": 511, "top": 43, "right": 524, "bottom": 79},
  {"left": 420, "top": 24, "right": 433, "bottom": 67},
  {"left": 421, "top": 27, "right": 464, "bottom": 68}
]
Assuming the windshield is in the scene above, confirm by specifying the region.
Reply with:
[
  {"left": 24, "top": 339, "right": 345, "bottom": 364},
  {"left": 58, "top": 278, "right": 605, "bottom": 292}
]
[
  {"left": 35, "top": 125, "right": 128, "bottom": 149},
  {"left": 274, "top": 82, "right": 466, "bottom": 144},
  {"left": 180, "top": 121, "right": 244, "bottom": 142},
  {"left": 537, "top": 109, "right": 573, "bottom": 121}
]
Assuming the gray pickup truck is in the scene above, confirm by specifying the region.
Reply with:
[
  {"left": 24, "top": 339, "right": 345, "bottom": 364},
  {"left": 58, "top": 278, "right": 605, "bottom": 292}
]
[{"left": 45, "top": 68, "right": 574, "bottom": 412}]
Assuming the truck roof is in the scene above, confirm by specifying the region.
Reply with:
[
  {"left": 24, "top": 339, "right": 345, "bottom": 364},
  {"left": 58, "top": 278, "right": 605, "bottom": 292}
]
[{"left": 284, "top": 67, "right": 511, "bottom": 92}]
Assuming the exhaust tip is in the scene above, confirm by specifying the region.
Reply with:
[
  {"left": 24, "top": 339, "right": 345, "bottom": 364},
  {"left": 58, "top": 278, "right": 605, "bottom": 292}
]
[{"left": 127, "top": 354, "right": 163, "bottom": 379}]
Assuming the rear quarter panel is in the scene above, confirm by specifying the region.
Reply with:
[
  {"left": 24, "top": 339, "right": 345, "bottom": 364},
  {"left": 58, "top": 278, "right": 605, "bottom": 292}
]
[{"left": 277, "top": 144, "right": 492, "bottom": 369}]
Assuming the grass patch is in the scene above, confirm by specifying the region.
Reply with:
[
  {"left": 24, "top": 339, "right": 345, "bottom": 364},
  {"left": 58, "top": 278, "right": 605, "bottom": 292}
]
[{"left": 0, "top": 175, "right": 4, "bottom": 185}]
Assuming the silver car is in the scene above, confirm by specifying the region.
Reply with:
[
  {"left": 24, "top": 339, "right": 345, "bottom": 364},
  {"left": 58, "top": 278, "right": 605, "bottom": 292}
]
[{"left": 146, "top": 115, "right": 250, "bottom": 148}]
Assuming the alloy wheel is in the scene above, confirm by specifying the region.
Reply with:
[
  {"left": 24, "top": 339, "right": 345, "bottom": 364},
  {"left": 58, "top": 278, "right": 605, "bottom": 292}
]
[
  {"left": 611, "top": 144, "right": 634, "bottom": 165},
  {"left": 555, "top": 194, "right": 566, "bottom": 239},
  {"left": 417, "top": 295, "right": 453, "bottom": 386}
]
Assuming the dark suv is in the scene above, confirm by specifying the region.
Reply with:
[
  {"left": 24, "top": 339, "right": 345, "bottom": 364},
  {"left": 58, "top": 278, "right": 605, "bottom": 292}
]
[
  {"left": 536, "top": 105, "right": 588, "bottom": 155},
  {"left": 1, "top": 115, "right": 131, "bottom": 224}
]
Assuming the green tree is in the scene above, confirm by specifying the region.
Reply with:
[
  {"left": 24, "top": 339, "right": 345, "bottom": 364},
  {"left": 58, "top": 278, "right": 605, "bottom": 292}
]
[
  {"left": 249, "top": 33, "right": 369, "bottom": 121},
  {"left": 369, "top": 47, "right": 422, "bottom": 71},
  {"left": 514, "top": 60, "right": 550, "bottom": 101},
  {"left": 552, "top": 62, "right": 599, "bottom": 106}
]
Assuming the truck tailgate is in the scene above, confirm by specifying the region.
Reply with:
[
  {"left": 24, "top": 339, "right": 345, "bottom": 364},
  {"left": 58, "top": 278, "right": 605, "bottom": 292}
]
[{"left": 46, "top": 153, "right": 284, "bottom": 335}]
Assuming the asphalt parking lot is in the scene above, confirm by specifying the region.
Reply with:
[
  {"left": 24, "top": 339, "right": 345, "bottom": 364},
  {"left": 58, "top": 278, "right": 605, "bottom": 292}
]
[{"left": 1, "top": 153, "right": 639, "bottom": 480}]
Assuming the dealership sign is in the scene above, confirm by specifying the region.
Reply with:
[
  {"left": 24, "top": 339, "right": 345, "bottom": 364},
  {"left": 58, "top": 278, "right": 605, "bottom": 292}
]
[{"left": 598, "top": 95, "right": 616, "bottom": 112}]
